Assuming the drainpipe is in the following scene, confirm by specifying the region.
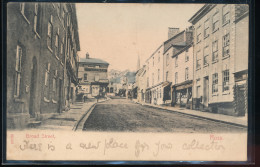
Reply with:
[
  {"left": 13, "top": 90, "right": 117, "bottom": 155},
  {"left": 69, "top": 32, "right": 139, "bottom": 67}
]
[{"left": 63, "top": 8, "right": 68, "bottom": 110}]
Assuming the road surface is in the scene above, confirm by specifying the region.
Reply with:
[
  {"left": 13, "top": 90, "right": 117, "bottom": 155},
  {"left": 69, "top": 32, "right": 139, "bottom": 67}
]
[{"left": 83, "top": 98, "right": 246, "bottom": 133}]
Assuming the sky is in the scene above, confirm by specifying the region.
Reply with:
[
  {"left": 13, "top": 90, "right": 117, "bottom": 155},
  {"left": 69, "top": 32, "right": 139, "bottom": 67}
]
[{"left": 76, "top": 3, "right": 204, "bottom": 71}]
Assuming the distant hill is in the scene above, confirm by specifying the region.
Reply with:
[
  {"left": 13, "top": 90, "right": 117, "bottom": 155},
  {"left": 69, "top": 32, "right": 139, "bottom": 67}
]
[{"left": 108, "top": 69, "right": 136, "bottom": 84}]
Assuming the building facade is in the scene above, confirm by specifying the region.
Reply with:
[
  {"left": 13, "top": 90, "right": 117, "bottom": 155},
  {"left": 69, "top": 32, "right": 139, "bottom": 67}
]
[
  {"left": 7, "top": 2, "right": 80, "bottom": 129},
  {"left": 78, "top": 53, "right": 109, "bottom": 98},
  {"left": 145, "top": 45, "right": 165, "bottom": 105},
  {"left": 189, "top": 4, "right": 249, "bottom": 116}
]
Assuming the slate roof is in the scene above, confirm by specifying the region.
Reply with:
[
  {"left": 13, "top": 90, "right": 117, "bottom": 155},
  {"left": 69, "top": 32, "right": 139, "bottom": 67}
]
[{"left": 79, "top": 58, "right": 109, "bottom": 65}]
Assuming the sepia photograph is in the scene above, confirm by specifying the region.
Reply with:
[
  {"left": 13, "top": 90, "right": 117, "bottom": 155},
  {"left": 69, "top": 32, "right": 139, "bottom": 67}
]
[{"left": 4, "top": 1, "right": 251, "bottom": 163}]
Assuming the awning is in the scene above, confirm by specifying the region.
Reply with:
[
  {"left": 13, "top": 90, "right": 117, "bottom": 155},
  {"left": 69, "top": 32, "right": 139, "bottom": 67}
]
[{"left": 174, "top": 80, "right": 193, "bottom": 91}]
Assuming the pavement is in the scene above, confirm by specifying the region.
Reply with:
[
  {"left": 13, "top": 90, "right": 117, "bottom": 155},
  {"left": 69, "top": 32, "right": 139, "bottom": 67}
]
[
  {"left": 36, "top": 98, "right": 108, "bottom": 131},
  {"left": 133, "top": 99, "right": 248, "bottom": 127}
]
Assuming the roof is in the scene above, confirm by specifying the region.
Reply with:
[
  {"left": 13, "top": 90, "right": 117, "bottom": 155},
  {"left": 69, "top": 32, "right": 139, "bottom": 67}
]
[
  {"left": 172, "top": 44, "right": 193, "bottom": 58},
  {"left": 188, "top": 4, "right": 216, "bottom": 24},
  {"left": 79, "top": 58, "right": 109, "bottom": 65}
]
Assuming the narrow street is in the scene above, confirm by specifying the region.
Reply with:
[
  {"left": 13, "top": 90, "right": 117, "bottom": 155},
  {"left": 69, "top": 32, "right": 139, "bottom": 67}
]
[{"left": 83, "top": 97, "right": 246, "bottom": 133}]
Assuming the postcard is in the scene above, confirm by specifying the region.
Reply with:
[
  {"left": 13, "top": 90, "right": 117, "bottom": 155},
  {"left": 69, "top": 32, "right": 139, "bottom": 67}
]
[{"left": 5, "top": 2, "right": 250, "bottom": 163}]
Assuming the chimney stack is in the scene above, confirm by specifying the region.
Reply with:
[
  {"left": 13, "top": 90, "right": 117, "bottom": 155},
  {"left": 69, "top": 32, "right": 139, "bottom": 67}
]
[
  {"left": 168, "top": 27, "right": 180, "bottom": 39},
  {"left": 86, "top": 52, "right": 89, "bottom": 59}
]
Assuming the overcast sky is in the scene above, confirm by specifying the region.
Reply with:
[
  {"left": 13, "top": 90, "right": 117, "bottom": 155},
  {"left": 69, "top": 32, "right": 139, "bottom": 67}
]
[{"left": 76, "top": 3, "right": 204, "bottom": 71}]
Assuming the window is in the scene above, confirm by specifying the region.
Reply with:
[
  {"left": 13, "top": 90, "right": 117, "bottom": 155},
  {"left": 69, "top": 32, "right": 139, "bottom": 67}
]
[
  {"left": 53, "top": 70, "right": 57, "bottom": 93},
  {"left": 95, "top": 75, "right": 99, "bottom": 81},
  {"left": 166, "top": 71, "right": 169, "bottom": 81},
  {"left": 175, "top": 72, "right": 178, "bottom": 84},
  {"left": 223, "top": 5, "right": 230, "bottom": 25},
  {"left": 44, "top": 63, "right": 50, "bottom": 99},
  {"left": 196, "top": 86, "right": 201, "bottom": 98},
  {"left": 175, "top": 56, "right": 178, "bottom": 67},
  {"left": 54, "top": 34, "right": 59, "bottom": 58},
  {"left": 14, "top": 45, "right": 22, "bottom": 97},
  {"left": 223, "top": 33, "right": 230, "bottom": 57},
  {"left": 212, "top": 73, "right": 218, "bottom": 93},
  {"left": 185, "top": 68, "right": 189, "bottom": 80},
  {"left": 152, "top": 73, "right": 154, "bottom": 85},
  {"left": 204, "top": 19, "right": 210, "bottom": 38},
  {"left": 47, "top": 16, "right": 53, "bottom": 51},
  {"left": 196, "top": 26, "right": 201, "bottom": 43},
  {"left": 34, "top": 3, "right": 40, "bottom": 36},
  {"left": 84, "top": 74, "right": 87, "bottom": 81},
  {"left": 147, "top": 77, "right": 149, "bottom": 87},
  {"left": 166, "top": 53, "right": 169, "bottom": 66},
  {"left": 158, "top": 69, "right": 160, "bottom": 81},
  {"left": 203, "top": 46, "right": 209, "bottom": 66},
  {"left": 223, "top": 70, "right": 230, "bottom": 92},
  {"left": 60, "top": 42, "right": 64, "bottom": 62},
  {"left": 212, "top": 11, "right": 219, "bottom": 31},
  {"left": 185, "top": 49, "right": 189, "bottom": 62},
  {"left": 196, "top": 50, "right": 201, "bottom": 69},
  {"left": 212, "top": 40, "right": 218, "bottom": 62},
  {"left": 20, "top": 3, "right": 29, "bottom": 23},
  {"left": 57, "top": 3, "right": 61, "bottom": 18}
]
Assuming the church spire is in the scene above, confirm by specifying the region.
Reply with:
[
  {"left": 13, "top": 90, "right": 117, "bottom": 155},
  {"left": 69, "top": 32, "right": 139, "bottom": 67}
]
[{"left": 136, "top": 55, "right": 140, "bottom": 71}]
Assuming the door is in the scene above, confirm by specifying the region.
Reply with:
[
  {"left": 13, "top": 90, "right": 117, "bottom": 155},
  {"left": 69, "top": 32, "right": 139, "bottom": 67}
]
[
  {"left": 203, "top": 76, "right": 209, "bottom": 107},
  {"left": 29, "top": 57, "right": 37, "bottom": 118},
  {"left": 58, "top": 79, "right": 63, "bottom": 113}
]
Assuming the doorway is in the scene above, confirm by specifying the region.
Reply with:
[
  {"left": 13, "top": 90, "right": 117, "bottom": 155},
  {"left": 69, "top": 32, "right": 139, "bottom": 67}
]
[
  {"left": 58, "top": 78, "right": 63, "bottom": 113},
  {"left": 203, "top": 76, "right": 209, "bottom": 107},
  {"left": 29, "top": 57, "right": 37, "bottom": 118}
]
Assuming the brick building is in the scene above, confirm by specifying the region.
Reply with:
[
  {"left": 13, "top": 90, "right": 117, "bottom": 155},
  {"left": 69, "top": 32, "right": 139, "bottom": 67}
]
[
  {"left": 7, "top": 3, "right": 80, "bottom": 129},
  {"left": 78, "top": 53, "right": 109, "bottom": 98},
  {"left": 189, "top": 4, "right": 249, "bottom": 116}
]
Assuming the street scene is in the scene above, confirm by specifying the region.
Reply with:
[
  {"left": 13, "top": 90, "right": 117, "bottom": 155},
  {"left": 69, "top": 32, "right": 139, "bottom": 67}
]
[{"left": 6, "top": 3, "right": 249, "bottom": 132}]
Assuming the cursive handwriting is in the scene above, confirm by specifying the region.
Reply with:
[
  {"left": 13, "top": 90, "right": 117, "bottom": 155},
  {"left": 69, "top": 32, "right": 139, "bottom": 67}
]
[
  {"left": 80, "top": 141, "right": 101, "bottom": 150},
  {"left": 19, "top": 140, "right": 42, "bottom": 151},
  {"left": 135, "top": 140, "right": 149, "bottom": 158},
  {"left": 153, "top": 141, "right": 172, "bottom": 157},
  {"left": 182, "top": 139, "right": 225, "bottom": 151},
  {"left": 104, "top": 138, "right": 128, "bottom": 155}
]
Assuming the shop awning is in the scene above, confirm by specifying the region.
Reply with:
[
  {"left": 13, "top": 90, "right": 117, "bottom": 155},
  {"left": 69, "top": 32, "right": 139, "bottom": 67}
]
[{"left": 174, "top": 80, "right": 193, "bottom": 91}]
